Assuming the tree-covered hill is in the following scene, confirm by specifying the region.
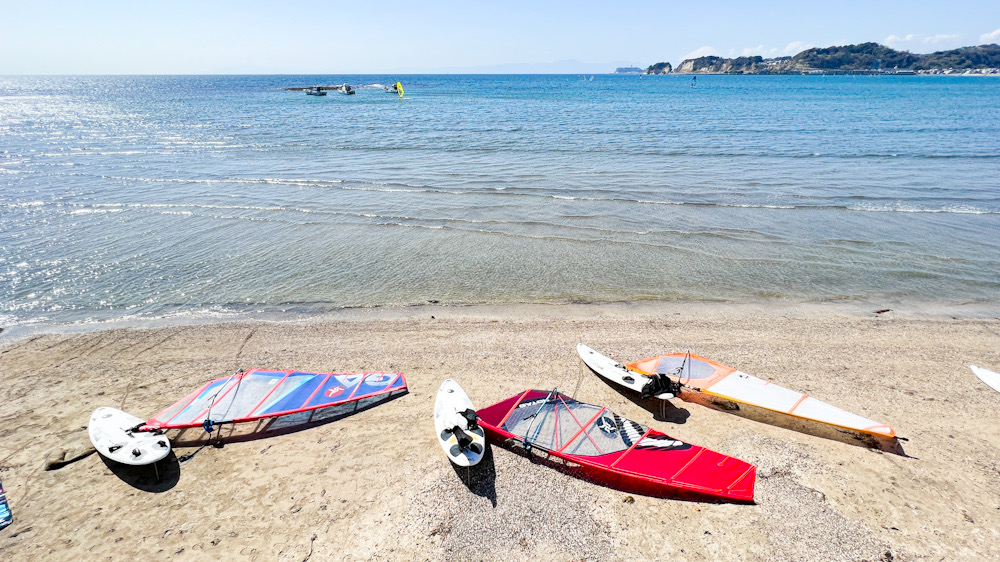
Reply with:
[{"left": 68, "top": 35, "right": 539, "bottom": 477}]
[
  {"left": 793, "top": 42, "right": 920, "bottom": 70},
  {"left": 646, "top": 43, "right": 1000, "bottom": 74},
  {"left": 916, "top": 44, "right": 1000, "bottom": 69},
  {"left": 643, "top": 62, "right": 673, "bottom": 74}
]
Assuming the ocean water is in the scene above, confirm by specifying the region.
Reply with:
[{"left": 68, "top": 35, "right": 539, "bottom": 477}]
[{"left": 1, "top": 74, "right": 999, "bottom": 331}]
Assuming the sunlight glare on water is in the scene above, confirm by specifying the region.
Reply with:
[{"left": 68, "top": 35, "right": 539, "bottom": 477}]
[{"left": 1, "top": 74, "right": 999, "bottom": 329}]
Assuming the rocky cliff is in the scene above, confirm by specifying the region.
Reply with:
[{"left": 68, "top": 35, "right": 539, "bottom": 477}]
[{"left": 675, "top": 56, "right": 787, "bottom": 74}]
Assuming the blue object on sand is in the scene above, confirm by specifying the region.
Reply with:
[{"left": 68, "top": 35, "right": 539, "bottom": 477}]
[{"left": 0, "top": 475, "right": 12, "bottom": 530}]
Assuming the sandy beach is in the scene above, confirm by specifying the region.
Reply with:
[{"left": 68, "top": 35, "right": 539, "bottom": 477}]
[{"left": 1, "top": 302, "right": 999, "bottom": 560}]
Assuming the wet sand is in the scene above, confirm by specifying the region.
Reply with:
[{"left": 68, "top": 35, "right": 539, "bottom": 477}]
[{"left": 1, "top": 302, "right": 999, "bottom": 561}]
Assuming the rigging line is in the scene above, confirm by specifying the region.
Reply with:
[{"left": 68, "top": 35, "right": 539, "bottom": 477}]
[
  {"left": 177, "top": 431, "right": 212, "bottom": 465},
  {"left": 675, "top": 350, "right": 689, "bottom": 387},
  {"left": 665, "top": 350, "right": 693, "bottom": 391},
  {"left": 667, "top": 351, "right": 702, "bottom": 394},
  {"left": 553, "top": 401, "right": 560, "bottom": 450},
  {"left": 528, "top": 392, "right": 556, "bottom": 444},
  {"left": 571, "top": 355, "right": 586, "bottom": 399},
  {"left": 203, "top": 369, "right": 245, "bottom": 429},
  {"left": 682, "top": 350, "right": 693, "bottom": 388},
  {"left": 178, "top": 443, "right": 205, "bottom": 465},
  {"left": 178, "top": 417, "right": 226, "bottom": 466},
  {"left": 522, "top": 388, "right": 558, "bottom": 449}
]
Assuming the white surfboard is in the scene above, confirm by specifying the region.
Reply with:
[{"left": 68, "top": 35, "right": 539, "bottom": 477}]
[
  {"left": 971, "top": 365, "right": 1000, "bottom": 394},
  {"left": 434, "top": 379, "right": 486, "bottom": 467},
  {"left": 577, "top": 343, "right": 675, "bottom": 399},
  {"left": 88, "top": 407, "right": 171, "bottom": 466}
]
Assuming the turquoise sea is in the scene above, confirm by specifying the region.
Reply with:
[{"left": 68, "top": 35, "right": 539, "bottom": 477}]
[{"left": 1, "top": 74, "right": 999, "bottom": 333}]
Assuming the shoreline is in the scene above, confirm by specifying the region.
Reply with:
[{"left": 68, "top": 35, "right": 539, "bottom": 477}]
[
  {"left": 3, "top": 297, "right": 997, "bottom": 347},
  {"left": 1, "top": 304, "right": 999, "bottom": 559}
]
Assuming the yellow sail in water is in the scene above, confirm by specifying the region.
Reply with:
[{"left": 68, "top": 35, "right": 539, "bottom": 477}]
[{"left": 396, "top": 81, "right": 404, "bottom": 98}]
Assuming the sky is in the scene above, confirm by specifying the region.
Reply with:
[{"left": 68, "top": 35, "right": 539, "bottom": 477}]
[{"left": 2, "top": 0, "right": 999, "bottom": 74}]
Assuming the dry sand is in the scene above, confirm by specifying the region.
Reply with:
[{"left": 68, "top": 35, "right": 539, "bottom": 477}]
[{"left": 1, "top": 302, "right": 999, "bottom": 561}]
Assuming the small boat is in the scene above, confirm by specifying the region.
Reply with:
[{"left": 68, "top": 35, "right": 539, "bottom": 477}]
[
  {"left": 338, "top": 83, "right": 355, "bottom": 95},
  {"left": 305, "top": 86, "right": 327, "bottom": 96},
  {"left": 383, "top": 81, "right": 404, "bottom": 98},
  {"left": 578, "top": 344, "right": 898, "bottom": 449},
  {"left": 477, "top": 389, "right": 756, "bottom": 502}
]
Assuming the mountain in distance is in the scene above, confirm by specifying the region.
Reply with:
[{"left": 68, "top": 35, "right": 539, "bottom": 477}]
[{"left": 644, "top": 43, "right": 1000, "bottom": 74}]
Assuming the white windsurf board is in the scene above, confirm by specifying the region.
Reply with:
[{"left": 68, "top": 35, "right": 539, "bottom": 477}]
[
  {"left": 88, "top": 407, "right": 171, "bottom": 466},
  {"left": 971, "top": 365, "right": 1000, "bottom": 394},
  {"left": 577, "top": 343, "right": 675, "bottom": 399},
  {"left": 434, "top": 379, "right": 486, "bottom": 467}
]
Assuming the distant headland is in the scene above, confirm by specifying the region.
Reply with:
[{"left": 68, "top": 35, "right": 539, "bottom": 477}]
[{"left": 639, "top": 42, "right": 1000, "bottom": 75}]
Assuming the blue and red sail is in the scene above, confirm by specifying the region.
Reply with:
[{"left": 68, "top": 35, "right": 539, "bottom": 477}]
[{"left": 144, "top": 369, "right": 406, "bottom": 430}]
